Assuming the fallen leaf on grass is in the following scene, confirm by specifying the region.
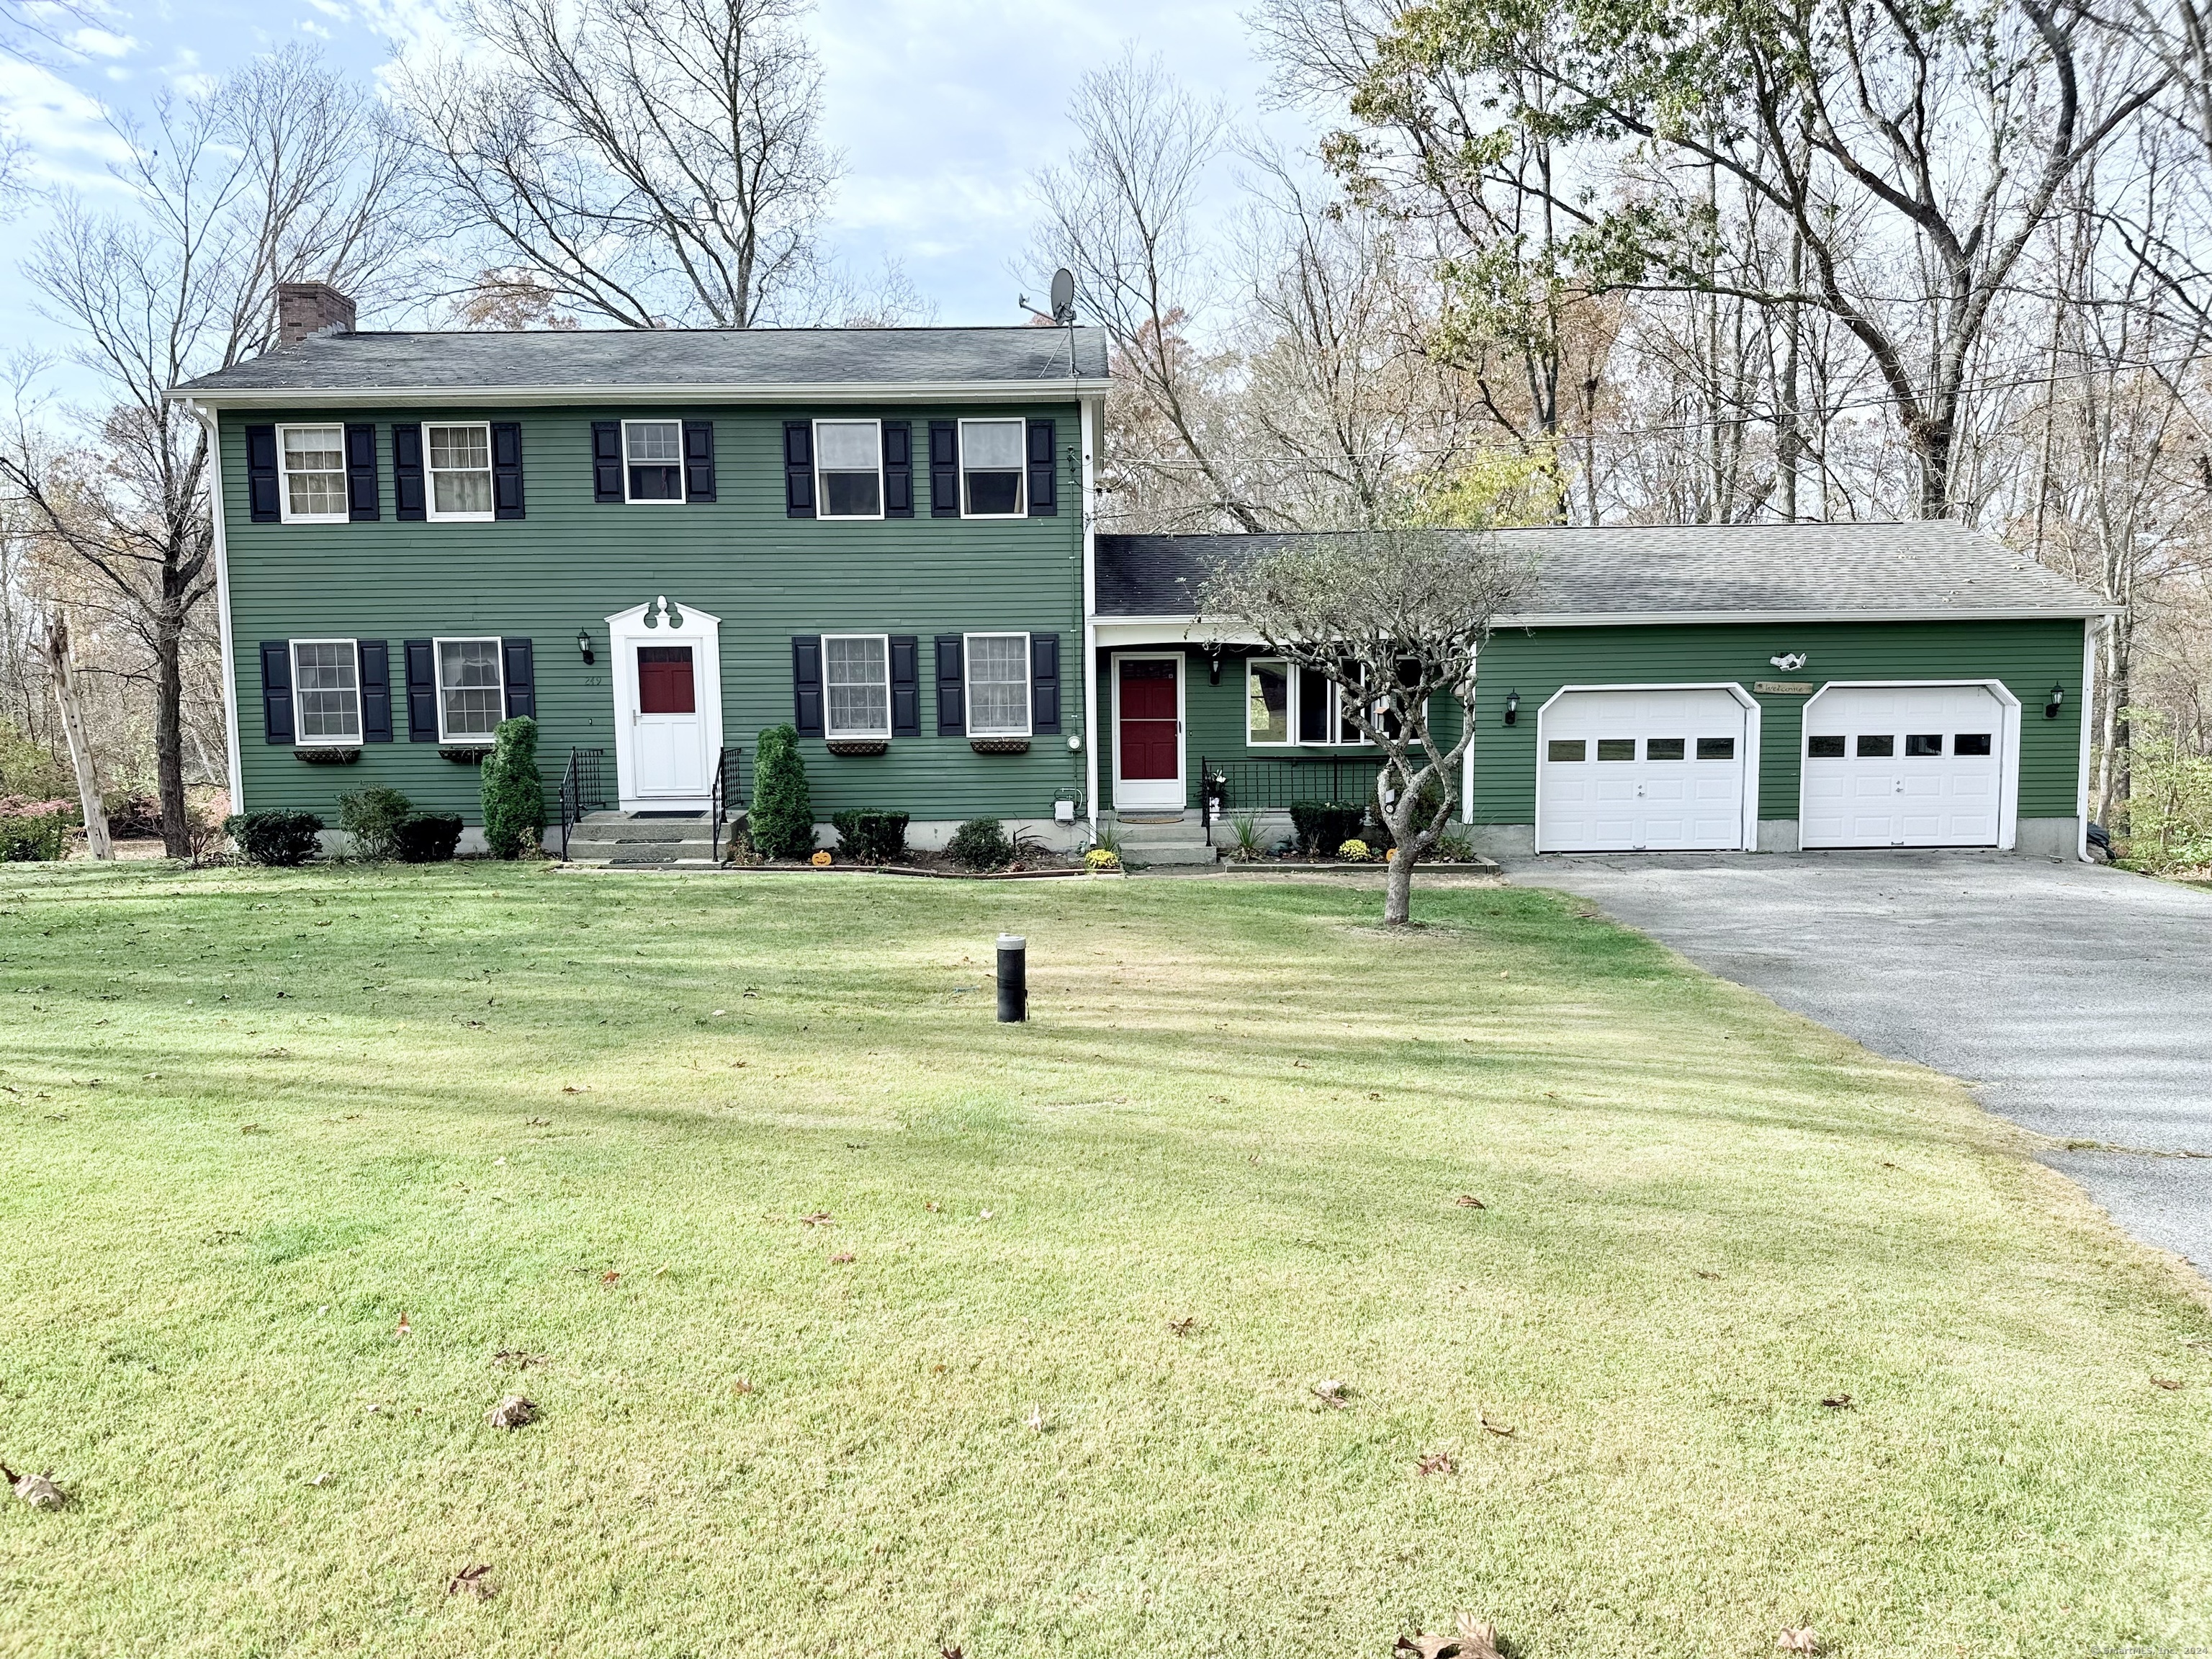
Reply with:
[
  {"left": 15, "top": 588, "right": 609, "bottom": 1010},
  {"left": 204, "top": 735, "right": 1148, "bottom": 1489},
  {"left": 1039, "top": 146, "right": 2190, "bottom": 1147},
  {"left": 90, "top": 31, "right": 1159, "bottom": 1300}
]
[
  {"left": 1311, "top": 1380, "right": 1349, "bottom": 1409},
  {"left": 560, "top": 1085, "right": 590, "bottom": 1094},
  {"left": 1455, "top": 1193, "right": 1485, "bottom": 1210},
  {"left": 447, "top": 1564, "right": 497, "bottom": 1601},
  {"left": 1395, "top": 1611, "right": 1501, "bottom": 1658},
  {"left": 2152, "top": 1377, "right": 2183, "bottom": 1390},
  {"left": 395, "top": 1312, "right": 411, "bottom": 1339},
  {"left": 830, "top": 1251, "right": 855, "bottom": 1264},
  {"left": 1820, "top": 1394, "right": 1853, "bottom": 1410},
  {"left": 799, "top": 1211, "right": 833, "bottom": 1227},
  {"left": 600, "top": 1270, "right": 621, "bottom": 1287},
  {"left": 1166, "top": 1316, "right": 1197, "bottom": 1336},
  {"left": 485, "top": 1395, "right": 536, "bottom": 1430},
  {"left": 1415, "top": 1451, "right": 1455, "bottom": 1475},
  {"left": 1776, "top": 1628, "right": 1818, "bottom": 1653},
  {"left": 1694, "top": 1270, "right": 1722, "bottom": 1280},
  {"left": 1, "top": 1465, "right": 64, "bottom": 1509},
  {"left": 732, "top": 1378, "right": 753, "bottom": 1395},
  {"left": 1479, "top": 1414, "right": 1515, "bottom": 1438},
  {"left": 941, "top": 1647, "right": 963, "bottom": 1658},
  {"left": 925, "top": 1201, "right": 940, "bottom": 1213}
]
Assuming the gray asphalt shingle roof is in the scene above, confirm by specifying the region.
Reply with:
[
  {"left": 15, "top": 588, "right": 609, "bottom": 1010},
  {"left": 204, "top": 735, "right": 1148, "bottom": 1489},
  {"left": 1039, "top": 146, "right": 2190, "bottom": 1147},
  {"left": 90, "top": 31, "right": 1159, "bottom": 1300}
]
[
  {"left": 173, "top": 325, "right": 1110, "bottom": 399},
  {"left": 1095, "top": 523, "right": 2109, "bottom": 621}
]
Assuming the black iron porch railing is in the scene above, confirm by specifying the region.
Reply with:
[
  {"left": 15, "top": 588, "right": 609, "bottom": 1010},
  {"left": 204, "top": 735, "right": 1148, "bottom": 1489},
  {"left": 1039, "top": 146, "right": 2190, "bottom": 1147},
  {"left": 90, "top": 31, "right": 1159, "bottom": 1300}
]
[
  {"left": 1197, "top": 756, "right": 1382, "bottom": 841},
  {"left": 709, "top": 746, "right": 748, "bottom": 861},
  {"left": 557, "top": 746, "right": 609, "bottom": 860}
]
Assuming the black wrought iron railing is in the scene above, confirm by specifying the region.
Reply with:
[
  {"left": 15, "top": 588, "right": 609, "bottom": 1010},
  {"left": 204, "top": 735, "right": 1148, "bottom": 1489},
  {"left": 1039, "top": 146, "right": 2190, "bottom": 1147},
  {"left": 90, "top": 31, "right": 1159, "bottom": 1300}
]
[
  {"left": 1198, "top": 756, "right": 1382, "bottom": 840},
  {"left": 557, "top": 747, "right": 609, "bottom": 860},
  {"left": 709, "top": 746, "right": 747, "bottom": 860}
]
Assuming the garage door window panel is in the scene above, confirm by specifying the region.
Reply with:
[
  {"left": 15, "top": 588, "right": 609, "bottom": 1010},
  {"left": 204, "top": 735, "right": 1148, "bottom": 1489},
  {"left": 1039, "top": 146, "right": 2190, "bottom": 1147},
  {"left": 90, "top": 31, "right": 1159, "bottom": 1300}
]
[
  {"left": 1646, "top": 738, "right": 1686, "bottom": 760},
  {"left": 1856, "top": 734, "right": 1894, "bottom": 757},
  {"left": 1808, "top": 735, "right": 1845, "bottom": 757},
  {"left": 1548, "top": 739, "right": 1586, "bottom": 762},
  {"left": 1698, "top": 737, "right": 1735, "bottom": 760},
  {"left": 1906, "top": 734, "right": 1943, "bottom": 757},
  {"left": 1596, "top": 739, "right": 1635, "bottom": 760}
]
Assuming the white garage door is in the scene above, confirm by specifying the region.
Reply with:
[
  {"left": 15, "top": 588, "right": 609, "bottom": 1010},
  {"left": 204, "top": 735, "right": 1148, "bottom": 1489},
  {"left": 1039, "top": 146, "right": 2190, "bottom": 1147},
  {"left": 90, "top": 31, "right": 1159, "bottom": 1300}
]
[
  {"left": 1537, "top": 688, "right": 1750, "bottom": 853},
  {"left": 1800, "top": 683, "right": 2005, "bottom": 848}
]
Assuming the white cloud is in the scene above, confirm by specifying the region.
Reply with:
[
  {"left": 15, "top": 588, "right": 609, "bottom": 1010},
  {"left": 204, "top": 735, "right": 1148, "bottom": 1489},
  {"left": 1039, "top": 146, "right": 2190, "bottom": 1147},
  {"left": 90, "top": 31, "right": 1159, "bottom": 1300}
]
[
  {"left": 65, "top": 26, "right": 140, "bottom": 56},
  {"left": 306, "top": 0, "right": 353, "bottom": 14},
  {"left": 299, "top": 19, "right": 333, "bottom": 37},
  {"left": 0, "top": 56, "right": 130, "bottom": 184}
]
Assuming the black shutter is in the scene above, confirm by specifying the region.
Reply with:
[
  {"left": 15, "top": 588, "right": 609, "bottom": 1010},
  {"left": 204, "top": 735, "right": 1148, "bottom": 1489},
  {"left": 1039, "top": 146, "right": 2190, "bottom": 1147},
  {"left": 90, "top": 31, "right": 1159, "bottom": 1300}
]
[
  {"left": 404, "top": 639, "right": 437, "bottom": 741},
  {"left": 346, "top": 425, "right": 379, "bottom": 521},
  {"left": 792, "top": 635, "right": 823, "bottom": 736},
  {"left": 784, "top": 423, "right": 815, "bottom": 518},
  {"left": 259, "top": 640, "right": 294, "bottom": 743},
  {"left": 929, "top": 421, "right": 959, "bottom": 517},
  {"left": 935, "top": 634, "right": 965, "bottom": 734},
  {"left": 492, "top": 422, "right": 525, "bottom": 519},
  {"left": 359, "top": 639, "right": 392, "bottom": 742},
  {"left": 683, "top": 420, "right": 716, "bottom": 503},
  {"left": 883, "top": 421, "right": 913, "bottom": 517},
  {"left": 393, "top": 424, "right": 425, "bottom": 520},
  {"left": 889, "top": 634, "right": 920, "bottom": 737},
  {"left": 502, "top": 637, "right": 535, "bottom": 718},
  {"left": 1026, "top": 419, "right": 1056, "bottom": 516},
  {"left": 1030, "top": 631, "right": 1061, "bottom": 733},
  {"left": 592, "top": 421, "right": 624, "bottom": 503},
  {"left": 246, "top": 426, "right": 279, "bottom": 523}
]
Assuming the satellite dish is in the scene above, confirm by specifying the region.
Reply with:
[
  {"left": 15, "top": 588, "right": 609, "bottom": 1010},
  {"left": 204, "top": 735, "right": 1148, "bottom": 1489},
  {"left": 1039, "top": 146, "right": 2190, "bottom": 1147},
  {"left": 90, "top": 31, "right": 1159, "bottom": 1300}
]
[{"left": 1048, "top": 266, "right": 1076, "bottom": 323}]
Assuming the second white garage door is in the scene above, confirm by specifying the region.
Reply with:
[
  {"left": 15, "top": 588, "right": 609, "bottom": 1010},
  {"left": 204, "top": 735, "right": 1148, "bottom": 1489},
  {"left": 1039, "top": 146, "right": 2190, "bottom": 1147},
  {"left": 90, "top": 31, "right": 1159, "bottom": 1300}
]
[
  {"left": 1537, "top": 688, "right": 1751, "bottom": 852},
  {"left": 1800, "top": 683, "right": 2006, "bottom": 848}
]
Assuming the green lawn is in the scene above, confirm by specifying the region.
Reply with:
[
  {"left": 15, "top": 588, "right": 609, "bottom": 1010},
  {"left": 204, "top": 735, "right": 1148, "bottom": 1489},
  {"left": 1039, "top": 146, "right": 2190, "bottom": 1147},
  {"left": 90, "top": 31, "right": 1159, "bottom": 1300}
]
[{"left": 1, "top": 864, "right": 2207, "bottom": 1658}]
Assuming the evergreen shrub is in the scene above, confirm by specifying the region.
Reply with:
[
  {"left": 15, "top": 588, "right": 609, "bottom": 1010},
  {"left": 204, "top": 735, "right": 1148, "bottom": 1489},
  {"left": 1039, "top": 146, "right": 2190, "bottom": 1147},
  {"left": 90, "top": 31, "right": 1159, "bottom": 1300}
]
[
  {"left": 750, "top": 724, "right": 817, "bottom": 860},
  {"left": 480, "top": 716, "right": 545, "bottom": 859}
]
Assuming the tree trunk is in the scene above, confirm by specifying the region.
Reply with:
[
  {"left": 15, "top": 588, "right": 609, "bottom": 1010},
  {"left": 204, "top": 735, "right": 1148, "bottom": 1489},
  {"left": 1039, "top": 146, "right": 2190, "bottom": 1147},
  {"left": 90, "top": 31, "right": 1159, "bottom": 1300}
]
[
  {"left": 43, "top": 613, "right": 112, "bottom": 862},
  {"left": 155, "top": 603, "right": 192, "bottom": 859},
  {"left": 1382, "top": 835, "right": 1416, "bottom": 925}
]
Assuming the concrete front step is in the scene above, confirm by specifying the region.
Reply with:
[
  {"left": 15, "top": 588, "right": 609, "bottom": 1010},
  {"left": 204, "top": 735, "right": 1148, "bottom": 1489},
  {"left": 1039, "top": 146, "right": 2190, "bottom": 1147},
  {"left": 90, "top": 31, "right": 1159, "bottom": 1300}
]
[{"left": 565, "top": 811, "right": 721, "bottom": 866}]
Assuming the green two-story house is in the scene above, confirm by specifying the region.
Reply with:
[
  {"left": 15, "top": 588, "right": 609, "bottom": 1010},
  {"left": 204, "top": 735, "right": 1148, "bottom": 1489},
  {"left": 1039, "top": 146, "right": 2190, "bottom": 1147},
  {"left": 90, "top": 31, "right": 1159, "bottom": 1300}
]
[
  {"left": 172, "top": 284, "right": 1108, "bottom": 855},
  {"left": 175, "top": 282, "right": 2111, "bottom": 866}
]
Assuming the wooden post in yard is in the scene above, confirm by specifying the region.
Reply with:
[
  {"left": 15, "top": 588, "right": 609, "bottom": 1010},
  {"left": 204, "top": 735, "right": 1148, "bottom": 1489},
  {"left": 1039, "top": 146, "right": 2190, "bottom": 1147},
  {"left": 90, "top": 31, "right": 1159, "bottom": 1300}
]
[{"left": 42, "top": 610, "right": 112, "bottom": 861}]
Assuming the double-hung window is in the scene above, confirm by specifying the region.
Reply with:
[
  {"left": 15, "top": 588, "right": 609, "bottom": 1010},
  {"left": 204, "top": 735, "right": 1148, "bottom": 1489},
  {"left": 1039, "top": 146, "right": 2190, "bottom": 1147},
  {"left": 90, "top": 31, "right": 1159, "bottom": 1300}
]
[
  {"left": 624, "top": 421, "right": 684, "bottom": 502},
  {"left": 292, "top": 639, "right": 362, "bottom": 745},
  {"left": 1246, "top": 659, "right": 1292, "bottom": 745},
  {"left": 435, "top": 637, "right": 505, "bottom": 742},
  {"left": 964, "top": 632, "right": 1030, "bottom": 738},
  {"left": 814, "top": 420, "right": 883, "bottom": 518},
  {"left": 279, "top": 425, "right": 348, "bottom": 523},
  {"left": 424, "top": 423, "right": 493, "bottom": 521},
  {"left": 823, "top": 634, "right": 891, "bottom": 739},
  {"left": 958, "top": 418, "right": 1025, "bottom": 517}
]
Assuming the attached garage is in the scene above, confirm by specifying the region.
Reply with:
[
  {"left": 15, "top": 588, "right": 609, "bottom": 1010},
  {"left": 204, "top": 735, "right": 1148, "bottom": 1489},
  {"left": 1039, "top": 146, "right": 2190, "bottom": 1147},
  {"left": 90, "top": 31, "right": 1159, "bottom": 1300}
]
[
  {"left": 1799, "top": 682, "right": 2015, "bottom": 848},
  {"left": 1536, "top": 686, "right": 1757, "bottom": 852}
]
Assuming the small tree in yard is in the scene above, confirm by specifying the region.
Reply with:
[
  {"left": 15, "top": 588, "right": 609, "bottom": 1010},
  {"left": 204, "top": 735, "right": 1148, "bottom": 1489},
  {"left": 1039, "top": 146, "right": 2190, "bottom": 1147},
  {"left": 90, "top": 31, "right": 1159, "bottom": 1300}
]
[
  {"left": 1200, "top": 527, "right": 1530, "bottom": 925},
  {"left": 750, "top": 724, "right": 815, "bottom": 860},
  {"left": 480, "top": 716, "right": 544, "bottom": 858}
]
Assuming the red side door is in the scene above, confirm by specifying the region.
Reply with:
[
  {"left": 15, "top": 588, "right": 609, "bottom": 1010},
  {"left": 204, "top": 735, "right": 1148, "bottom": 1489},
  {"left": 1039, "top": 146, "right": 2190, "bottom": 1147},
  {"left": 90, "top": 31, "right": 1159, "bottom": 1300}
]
[{"left": 1118, "top": 658, "right": 1179, "bottom": 781}]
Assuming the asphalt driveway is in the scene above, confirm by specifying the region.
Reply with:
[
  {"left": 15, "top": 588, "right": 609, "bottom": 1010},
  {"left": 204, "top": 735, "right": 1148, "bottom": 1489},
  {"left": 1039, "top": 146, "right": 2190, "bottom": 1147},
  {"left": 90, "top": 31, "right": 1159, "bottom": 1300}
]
[{"left": 1501, "top": 850, "right": 2212, "bottom": 1274}]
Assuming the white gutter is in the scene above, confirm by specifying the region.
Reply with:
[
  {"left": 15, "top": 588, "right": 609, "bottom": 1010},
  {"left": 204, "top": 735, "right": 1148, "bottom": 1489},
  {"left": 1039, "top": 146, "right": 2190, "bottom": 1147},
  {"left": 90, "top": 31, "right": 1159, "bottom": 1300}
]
[
  {"left": 163, "top": 378, "right": 1112, "bottom": 410},
  {"left": 2077, "top": 616, "right": 2099, "bottom": 862},
  {"left": 1080, "top": 395, "right": 1101, "bottom": 830},
  {"left": 1093, "top": 607, "right": 2116, "bottom": 637},
  {"left": 183, "top": 397, "right": 246, "bottom": 816}
]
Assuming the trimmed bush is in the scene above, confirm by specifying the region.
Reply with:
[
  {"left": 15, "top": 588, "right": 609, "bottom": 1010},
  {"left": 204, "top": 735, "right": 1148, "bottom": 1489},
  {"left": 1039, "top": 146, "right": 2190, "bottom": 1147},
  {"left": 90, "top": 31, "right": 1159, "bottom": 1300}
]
[
  {"left": 338, "top": 785, "right": 413, "bottom": 860},
  {"left": 1084, "top": 847, "right": 1121, "bottom": 871},
  {"left": 946, "top": 817, "right": 1013, "bottom": 872},
  {"left": 830, "top": 809, "right": 909, "bottom": 865},
  {"left": 1336, "top": 837, "right": 1374, "bottom": 862},
  {"left": 750, "top": 724, "right": 817, "bottom": 860},
  {"left": 480, "top": 716, "right": 545, "bottom": 859},
  {"left": 392, "top": 811, "right": 464, "bottom": 863},
  {"left": 0, "top": 796, "right": 76, "bottom": 862},
  {"left": 1290, "top": 800, "right": 1364, "bottom": 857},
  {"left": 226, "top": 809, "right": 323, "bottom": 866}
]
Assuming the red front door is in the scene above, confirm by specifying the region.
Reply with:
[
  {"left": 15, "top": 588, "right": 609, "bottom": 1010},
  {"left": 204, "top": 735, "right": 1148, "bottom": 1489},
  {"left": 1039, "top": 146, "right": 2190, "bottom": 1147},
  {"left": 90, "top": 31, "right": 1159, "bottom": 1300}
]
[{"left": 1117, "top": 658, "right": 1181, "bottom": 802}]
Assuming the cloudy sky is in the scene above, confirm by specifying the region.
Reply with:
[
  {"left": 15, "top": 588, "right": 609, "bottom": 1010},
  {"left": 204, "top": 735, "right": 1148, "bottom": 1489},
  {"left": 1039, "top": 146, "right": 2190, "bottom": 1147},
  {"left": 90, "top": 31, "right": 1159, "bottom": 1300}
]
[{"left": 1, "top": 0, "right": 1304, "bottom": 395}]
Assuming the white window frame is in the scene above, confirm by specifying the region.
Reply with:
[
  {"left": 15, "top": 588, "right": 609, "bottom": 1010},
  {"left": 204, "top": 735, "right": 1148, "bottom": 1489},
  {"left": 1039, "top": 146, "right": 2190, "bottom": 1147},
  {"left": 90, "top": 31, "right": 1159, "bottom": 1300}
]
[
  {"left": 277, "top": 423, "right": 349, "bottom": 525},
  {"left": 621, "top": 419, "right": 686, "bottom": 505},
  {"left": 1245, "top": 657, "right": 1294, "bottom": 747},
  {"left": 822, "top": 631, "right": 892, "bottom": 741},
  {"left": 958, "top": 418, "right": 1027, "bottom": 519},
  {"left": 813, "top": 418, "right": 886, "bottom": 521},
  {"left": 423, "top": 421, "right": 495, "bottom": 523},
  {"left": 432, "top": 635, "right": 507, "bottom": 744},
  {"left": 962, "top": 631, "right": 1033, "bottom": 739},
  {"left": 289, "top": 637, "right": 363, "bottom": 747},
  {"left": 1290, "top": 662, "right": 1372, "bottom": 747}
]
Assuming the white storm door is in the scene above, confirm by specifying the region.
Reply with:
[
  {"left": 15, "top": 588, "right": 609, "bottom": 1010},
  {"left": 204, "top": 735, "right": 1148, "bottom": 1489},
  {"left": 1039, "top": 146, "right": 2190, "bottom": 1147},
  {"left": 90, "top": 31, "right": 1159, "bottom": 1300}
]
[
  {"left": 1113, "top": 655, "right": 1184, "bottom": 812},
  {"left": 1539, "top": 688, "right": 1748, "bottom": 852},
  {"left": 1801, "top": 684, "right": 2003, "bottom": 848},
  {"left": 632, "top": 643, "right": 707, "bottom": 797}
]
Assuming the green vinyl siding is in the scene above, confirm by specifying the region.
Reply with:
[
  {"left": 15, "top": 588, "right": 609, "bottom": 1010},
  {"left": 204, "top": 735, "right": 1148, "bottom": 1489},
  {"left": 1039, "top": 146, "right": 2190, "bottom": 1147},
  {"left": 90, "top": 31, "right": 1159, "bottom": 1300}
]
[
  {"left": 1468, "top": 619, "right": 2088, "bottom": 824},
  {"left": 222, "top": 405, "right": 1084, "bottom": 824}
]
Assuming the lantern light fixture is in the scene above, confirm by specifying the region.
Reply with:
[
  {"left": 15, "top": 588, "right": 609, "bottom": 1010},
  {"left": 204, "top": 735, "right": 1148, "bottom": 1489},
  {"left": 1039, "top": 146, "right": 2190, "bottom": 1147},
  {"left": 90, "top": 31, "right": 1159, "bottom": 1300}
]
[
  {"left": 1503, "top": 689, "right": 1520, "bottom": 726},
  {"left": 2045, "top": 682, "right": 2065, "bottom": 719},
  {"left": 576, "top": 627, "right": 595, "bottom": 664}
]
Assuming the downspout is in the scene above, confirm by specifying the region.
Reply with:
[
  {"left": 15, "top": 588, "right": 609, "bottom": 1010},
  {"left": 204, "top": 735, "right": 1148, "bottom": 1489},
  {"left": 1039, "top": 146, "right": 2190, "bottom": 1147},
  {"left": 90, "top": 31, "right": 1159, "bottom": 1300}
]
[
  {"left": 185, "top": 397, "right": 246, "bottom": 817},
  {"left": 2077, "top": 615, "right": 2099, "bottom": 863},
  {"left": 1081, "top": 394, "right": 1101, "bottom": 832}
]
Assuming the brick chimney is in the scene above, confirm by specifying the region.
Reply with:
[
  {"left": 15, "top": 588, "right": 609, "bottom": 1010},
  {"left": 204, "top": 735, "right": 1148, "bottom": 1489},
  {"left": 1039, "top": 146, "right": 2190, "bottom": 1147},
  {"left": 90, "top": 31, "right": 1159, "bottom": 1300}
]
[{"left": 276, "top": 282, "right": 356, "bottom": 348}]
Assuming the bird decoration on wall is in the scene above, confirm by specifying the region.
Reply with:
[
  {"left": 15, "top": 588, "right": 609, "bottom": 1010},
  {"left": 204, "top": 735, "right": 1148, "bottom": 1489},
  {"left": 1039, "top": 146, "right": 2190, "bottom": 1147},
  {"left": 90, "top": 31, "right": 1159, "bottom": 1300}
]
[{"left": 1770, "top": 652, "right": 1808, "bottom": 672}]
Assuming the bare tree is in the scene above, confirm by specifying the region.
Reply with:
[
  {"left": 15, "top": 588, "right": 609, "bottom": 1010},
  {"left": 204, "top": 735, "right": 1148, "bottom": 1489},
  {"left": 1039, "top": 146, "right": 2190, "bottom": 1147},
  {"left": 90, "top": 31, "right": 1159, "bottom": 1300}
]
[
  {"left": 398, "top": 0, "right": 842, "bottom": 328},
  {"left": 41, "top": 610, "right": 109, "bottom": 858},
  {"left": 1, "top": 48, "right": 417, "bottom": 855},
  {"left": 1200, "top": 527, "right": 1530, "bottom": 924}
]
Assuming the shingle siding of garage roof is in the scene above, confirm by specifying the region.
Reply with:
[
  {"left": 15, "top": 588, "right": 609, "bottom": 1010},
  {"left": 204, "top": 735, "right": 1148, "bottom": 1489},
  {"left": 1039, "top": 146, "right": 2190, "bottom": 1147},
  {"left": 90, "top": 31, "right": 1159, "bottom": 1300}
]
[
  {"left": 173, "top": 325, "right": 1110, "bottom": 400},
  {"left": 1094, "top": 523, "right": 2110, "bottom": 621}
]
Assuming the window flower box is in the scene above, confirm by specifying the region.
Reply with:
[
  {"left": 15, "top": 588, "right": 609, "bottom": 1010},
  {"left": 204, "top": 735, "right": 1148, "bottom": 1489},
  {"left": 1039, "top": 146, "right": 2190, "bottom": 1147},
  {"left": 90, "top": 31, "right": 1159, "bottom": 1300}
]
[
  {"left": 294, "top": 746, "right": 359, "bottom": 765},
  {"left": 968, "top": 737, "right": 1030, "bottom": 755},
  {"left": 439, "top": 745, "right": 493, "bottom": 764},
  {"left": 825, "top": 738, "right": 889, "bottom": 757}
]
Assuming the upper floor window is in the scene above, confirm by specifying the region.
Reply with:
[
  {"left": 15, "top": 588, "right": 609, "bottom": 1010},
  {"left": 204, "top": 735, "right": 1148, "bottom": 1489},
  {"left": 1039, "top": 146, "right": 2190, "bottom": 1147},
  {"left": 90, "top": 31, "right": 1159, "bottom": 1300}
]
[
  {"left": 436, "top": 637, "right": 505, "bottom": 742},
  {"left": 823, "top": 633, "right": 890, "bottom": 739},
  {"left": 964, "top": 632, "right": 1030, "bottom": 737},
  {"left": 292, "top": 639, "right": 361, "bottom": 745},
  {"left": 425, "top": 423, "right": 493, "bottom": 521},
  {"left": 624, "top": 421, "right": 684, "bottom": 502},
  {"left": 279, "top": 425, "right": 347, "bottom": 523},
  {"left": 959, "top": 418, "right": 1025, "bottom": 517},
  {"left": 814, "top": 420, "right": 883, "bottom": 518}
]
